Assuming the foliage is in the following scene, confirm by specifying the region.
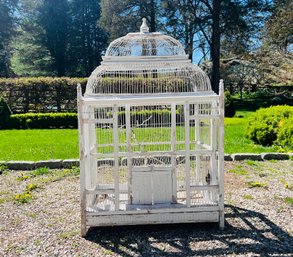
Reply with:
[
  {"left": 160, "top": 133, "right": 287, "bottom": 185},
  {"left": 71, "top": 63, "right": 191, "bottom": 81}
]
[
  {"left": 0, "top": 98, "right": 11, "bottom": 129},
  {"left": 264, "top": 0, "right": 293, "bottom": 52},
  {"left": 68, "top": 0, "right": 108, "bottom": 76},
  {"left": 245, "top": 105, "right": 293, "bottom": 147},
  {"left": 246, "top": 181, "right": 267, "bottom": 188},
  {"left": 275, "top": 116, "right": 293, "bottom": 151},
  {"left": 38, "top": 0, "right": 69, "bottom": 77},
  {"left": 0, "top": 0, "right": 18, "bottom": 77},
  {"left": 7, "top": 113, "right": 78, "bottom": 129},
  {"left": 31, "top": 167, "right": 49, "bottom": 176},
  {"left": 228, "top": 165, "right": 247, "bottom": 175},
  {"left": 0, "top": 77, "right": 87, "bottom": 113},
  {"left": 224, "top": 91, "right": 235, "bottom": 117},
  {"left": 14, "top": 191, "right": 32, "bottom": 203},
  {"left": 10, "top": 0, "right": 55, "bottom": 77},
  {"left": 99, "top": 0, "right": 159, "bottom": 41},
  {"left": 284, "top": 197, "right": 293, "bottom": 206}
]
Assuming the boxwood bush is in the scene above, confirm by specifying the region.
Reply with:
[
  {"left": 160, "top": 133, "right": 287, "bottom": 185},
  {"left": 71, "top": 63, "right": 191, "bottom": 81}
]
[
  {"left": 7, "top": 113, "right": 78, "bottom": 129},
  {"left": 245, "top": 105, "right": 293, "bottom": 148},
  {"left": 275, "top": 116, "right": 293, "bottom": 151}
]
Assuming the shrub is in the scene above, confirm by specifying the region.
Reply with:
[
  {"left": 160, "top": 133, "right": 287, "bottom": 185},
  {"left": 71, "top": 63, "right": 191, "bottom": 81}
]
[
  {"left": 0, "top": 98, "right": 12, "bottom": 129},
  {"left": 275, "top": 116, "right": 293, "bottom": 151},
  {"left": 7, "top": 113, "right": 78, "bottom": 129},
  {"left": 246, "top": 105, "right": 293, "bottom": 146},
  {"left": 224, "top": 91, "right": 235, "bottom": 117}
]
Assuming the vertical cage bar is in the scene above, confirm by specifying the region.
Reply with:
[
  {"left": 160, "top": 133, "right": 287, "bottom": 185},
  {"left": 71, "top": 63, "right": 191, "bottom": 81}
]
[
  {"left": 89, "top": 105, "right": 97, "bottom": 189},
  {"left": 113, "top": 104, "right": 120, "bottom": 211},
  {"left": 171, "top": 103, "right": 177, "bottom": 202},
  {"left": 210, "top": 100, "right": 217, "bottom": 185},
  {"left": 195, "top": 104, "right": 201, "bottom": 184},
  {"left": 125, "top": 104, "right": 132, "bottom": 204},
  {"left": 184, "top": 102, "right": 191, "bottom": 207}
]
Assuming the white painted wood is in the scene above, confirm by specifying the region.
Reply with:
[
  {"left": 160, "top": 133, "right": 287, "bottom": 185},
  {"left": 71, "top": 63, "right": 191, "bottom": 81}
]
[
  {"left": 87, "top": 211, "right": 219, "bottom": 227},
  {"left": 132, "top": 166, "right": 172, "bottom": 205},
  {"left": 184, "top": 102, "right": 191, "bottom": 207},
  {"left": 218, "top": 80, "right": 225, "bottom": 229},
  {"left": 81, "top": 93, "right": 219, "bottom": 106},
  {"left": 171, "top": 103, "right": 177, "bottom": 202},
  {"left": 77, "top": 84, "right": 87, "bottom": 237},
  {"left": 113, "top": 105, "right": 120, "bottom": 211},
  {"left": 87, "top": 205, "right": 220, "bottom": 216},
  {"left": 125, "top": 104, "right": 132, "bottom": 204},
  {"left": 78, "top": 21, "right": 225, "bottom": 236}
]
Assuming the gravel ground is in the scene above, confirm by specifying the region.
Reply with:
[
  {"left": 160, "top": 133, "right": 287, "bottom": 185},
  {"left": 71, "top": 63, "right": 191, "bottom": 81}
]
[{"left": 0, "top": 160, "right": 292, "bottom": 257}]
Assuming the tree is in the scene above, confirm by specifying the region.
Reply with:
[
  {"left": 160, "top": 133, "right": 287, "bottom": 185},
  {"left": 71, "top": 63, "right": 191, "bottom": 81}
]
[
  {"left": 11, "top": 0, "right": 55, "bottom": 76},
  {"left": 38, "top": 0, "right": 69, "bottom": 76},
  {"left": 264, "top": 0, "right": 293, "bottom": 52},
  {"left": 68, "top": 0, "right": 108, "bottom": 76},
  {"left": 161, "top": 0, "right": 271, "bottom": 93},
  {"left": 0, "top": 0, "right": 18, "bottom": 77},
  {"left": 99, "top": 0, "right": 159, "bottom": 41}
]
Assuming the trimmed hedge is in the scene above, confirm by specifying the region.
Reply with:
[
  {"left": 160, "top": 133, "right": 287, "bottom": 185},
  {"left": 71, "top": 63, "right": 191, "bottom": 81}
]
[
  {"left": 245, "top": 105, "right": 293, "bottom": 149},
  {"left": 0, "top": 77, "right": 87, "bottom": 113},
  {"left": 7, "top": 113, "right": 78, "bottom": 129},
  {"left": 2, "top": 109, "right": 182, "bottom": 129}
]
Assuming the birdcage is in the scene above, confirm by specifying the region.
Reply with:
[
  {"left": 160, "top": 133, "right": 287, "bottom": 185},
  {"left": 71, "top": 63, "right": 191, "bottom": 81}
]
[{"left": 78, "top": 18, "right": 224, "bottom": 236}]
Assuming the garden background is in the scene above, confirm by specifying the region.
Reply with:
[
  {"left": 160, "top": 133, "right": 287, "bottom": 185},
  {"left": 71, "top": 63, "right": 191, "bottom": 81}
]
[{"left": 0, "top": 0, "right": 292, "bottom": 159}]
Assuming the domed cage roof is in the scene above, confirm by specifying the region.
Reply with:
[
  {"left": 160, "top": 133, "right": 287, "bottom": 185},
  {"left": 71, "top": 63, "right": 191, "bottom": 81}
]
[
  {"left": 105, "top": 19, "right": 186, "bottom": 57},
  {"left": 86, "top": 18, "right": 212, "bottom": 96}
]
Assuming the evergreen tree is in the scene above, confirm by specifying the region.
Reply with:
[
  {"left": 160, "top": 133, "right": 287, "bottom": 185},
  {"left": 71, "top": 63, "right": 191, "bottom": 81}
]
[
  {"left": 11, "top": 0, "right": 55, "bottom": 76},
  {"left": 39, "top": 0, "right": 69, "bottom": 76},
  {"left": 68, "top": 0, "right": 108, "bottom": 76},
  {"left": 99, "top": 0, "right": 159, "bottom": 41},
  {"left": 0, "top": 0, "right": 18, "bottom": 77}
]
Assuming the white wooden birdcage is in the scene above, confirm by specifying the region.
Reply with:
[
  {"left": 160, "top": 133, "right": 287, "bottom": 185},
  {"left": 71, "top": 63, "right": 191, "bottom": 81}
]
[{"left": 78, "top": 18, "right": 224, "bottom": 236}]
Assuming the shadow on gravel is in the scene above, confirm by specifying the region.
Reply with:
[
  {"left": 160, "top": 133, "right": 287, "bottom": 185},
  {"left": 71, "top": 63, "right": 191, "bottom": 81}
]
[{"left": 85, "top": 205, "right": 293, "bottom": 256}]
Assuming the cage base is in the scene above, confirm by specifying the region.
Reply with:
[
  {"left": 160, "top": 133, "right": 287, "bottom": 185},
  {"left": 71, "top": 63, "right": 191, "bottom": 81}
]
[{"left": 86, "top": 210, "right": 219, "bottom": 227}]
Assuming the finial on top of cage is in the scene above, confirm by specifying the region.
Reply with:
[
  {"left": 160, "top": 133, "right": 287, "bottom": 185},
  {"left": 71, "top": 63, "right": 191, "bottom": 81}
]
[
  {"left": 219, "top": 79, "right": 224, "bottom": 95},
  {"left": 140, "top": 18, "right": 149, "bottom": 33}
]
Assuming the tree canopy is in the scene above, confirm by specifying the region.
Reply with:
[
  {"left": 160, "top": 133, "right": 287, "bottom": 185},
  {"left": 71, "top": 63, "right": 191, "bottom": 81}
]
[{"left": 0, "top": 0, "right": 291, "bottom": 90}]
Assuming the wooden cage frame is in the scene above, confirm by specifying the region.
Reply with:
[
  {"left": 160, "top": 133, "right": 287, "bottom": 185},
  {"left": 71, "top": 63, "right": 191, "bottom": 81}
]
[{"left": 77, "top": 81, "right": 224, "bottom": 236}]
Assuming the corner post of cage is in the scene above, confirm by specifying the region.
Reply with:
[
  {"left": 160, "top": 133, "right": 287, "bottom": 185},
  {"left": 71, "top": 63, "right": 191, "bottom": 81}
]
[
  {"left": 77, "top": 84, "right": 87, "bottom": 236},
  {"left": 218, "top": 79, "right": 225, "bottom": 229}
]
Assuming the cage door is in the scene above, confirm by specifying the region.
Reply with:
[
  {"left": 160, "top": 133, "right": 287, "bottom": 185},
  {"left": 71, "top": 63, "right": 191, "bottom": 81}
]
[{"left": 132, "top": 166, "right": 172, "bottom": 205}]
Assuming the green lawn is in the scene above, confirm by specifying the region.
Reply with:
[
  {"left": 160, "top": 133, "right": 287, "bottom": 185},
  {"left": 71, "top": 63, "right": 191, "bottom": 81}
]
[{"left": 0, "top": 115, "right": 278, "bottom": 161}]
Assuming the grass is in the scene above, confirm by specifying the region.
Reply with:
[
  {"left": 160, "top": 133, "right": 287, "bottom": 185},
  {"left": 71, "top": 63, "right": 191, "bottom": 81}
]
[
  {"left": 0, "top": 111, "right": 278, "bottom": 161},
  {"left": 228, "top": 165, "right": 248, "bottom": 175},
  {"left": 284, "top": 197, "right": 293, "bottom": 206},
  {"left": 246, "top": 181, "right": 267, "bottom": 188}
]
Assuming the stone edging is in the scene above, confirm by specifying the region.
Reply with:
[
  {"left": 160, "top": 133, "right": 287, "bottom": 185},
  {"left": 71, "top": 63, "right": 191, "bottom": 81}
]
[{"left": 0, "top": 153, "right": 292, "bottom": 171}]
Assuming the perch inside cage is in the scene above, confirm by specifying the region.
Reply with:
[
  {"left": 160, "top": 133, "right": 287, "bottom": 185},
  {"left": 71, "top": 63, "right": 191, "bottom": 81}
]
[{"left": 78, "top": 18, "right": 224, "bottom": 236}]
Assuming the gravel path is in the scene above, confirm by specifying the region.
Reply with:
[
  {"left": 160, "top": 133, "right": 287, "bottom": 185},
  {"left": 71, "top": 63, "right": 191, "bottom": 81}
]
[{"left": 0, "top": 160, "right": 292, "bottom": 257}]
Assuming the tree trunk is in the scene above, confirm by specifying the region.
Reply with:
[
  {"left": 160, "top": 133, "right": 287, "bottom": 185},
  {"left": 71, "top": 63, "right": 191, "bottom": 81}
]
[
  {"left": 211, "top": 0, "right": 221, "bottom": 94},
  {"left": 150, "top": 0, "right": 156, "bottom": 32}
]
